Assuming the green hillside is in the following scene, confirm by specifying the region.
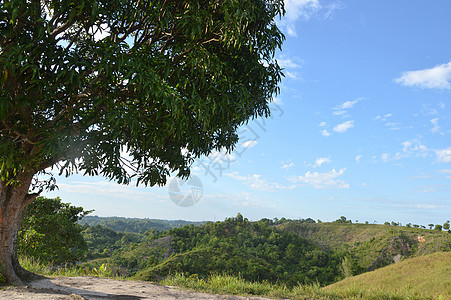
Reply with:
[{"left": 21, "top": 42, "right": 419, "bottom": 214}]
[
  {"left": 279, "top": 221, "right": 451, "bottom": 275},
  {"left": 79, "top": 216, "right": 205, "bottom": 233},
  {"left": 133, "top": 216, "right": 342, "bottom": 286},
  {"left": 323, "top": 252, "right": 451, "bottom": 299}
]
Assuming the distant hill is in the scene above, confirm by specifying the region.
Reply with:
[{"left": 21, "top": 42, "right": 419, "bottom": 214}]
[
  {"left": 323, "top": 252, "right": 451, "bottom": 299},
  {"left": 79, "top": 215, "right": 206, "bottom": 233},
  {"left": 278, "top": 221, "right": 451, "bottom": 274},
  {"left": 85, "top": 216, "right": 343, "bottom": 286}
]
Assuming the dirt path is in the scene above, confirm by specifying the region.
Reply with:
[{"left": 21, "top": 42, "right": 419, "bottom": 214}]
[{"left": 0, "top": 276, "right": 276, "bottom": 300}]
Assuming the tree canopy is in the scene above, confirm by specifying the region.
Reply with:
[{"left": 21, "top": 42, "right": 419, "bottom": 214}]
[
  {"left": 1, "top": 0, "right": 284, "bottom": 186},
  {"left": 19, "top": 196, "right": 91, "bottom": 265},
  {"left": 0, "top": 0, "right": 285, "bottom": 285}
]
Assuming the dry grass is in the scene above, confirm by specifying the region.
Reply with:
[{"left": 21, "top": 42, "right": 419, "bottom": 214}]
[{"left": 323, "top": 252, "right": 451, "bottom": 299}]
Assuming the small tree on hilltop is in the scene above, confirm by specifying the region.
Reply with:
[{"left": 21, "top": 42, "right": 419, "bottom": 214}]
[
  {"left": 0, "top": 0, "right": 284, "bottom": 284},
  {"left": 443, "top": 221, "right": 450, "bottom": 231}
]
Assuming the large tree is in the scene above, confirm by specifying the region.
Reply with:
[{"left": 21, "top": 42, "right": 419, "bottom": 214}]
[{"left": 0, "top": 0, "right": 284, "bottom": 284}]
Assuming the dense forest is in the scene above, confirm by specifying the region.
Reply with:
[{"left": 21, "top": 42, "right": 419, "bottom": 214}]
[
  {"left": 18, "top": 197, "right": 451, "bottom": 289},
  {"left": 79, "top": 216, "right": 205, "bottom": 233}
]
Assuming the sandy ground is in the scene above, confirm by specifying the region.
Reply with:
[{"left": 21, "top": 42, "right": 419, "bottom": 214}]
[{"left": 0, "top": 276, "right": 276, "bottom": 300}]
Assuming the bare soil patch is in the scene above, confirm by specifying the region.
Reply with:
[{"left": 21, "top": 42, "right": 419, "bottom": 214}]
[{"left": 0, "top": 276, "right": 274, "bottom": 300}]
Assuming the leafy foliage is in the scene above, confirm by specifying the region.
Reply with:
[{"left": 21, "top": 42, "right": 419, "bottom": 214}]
[
  {"left": 18, "top": 196, "right": 91, "bottom": 265},
  {"left": 0, "top": 0, "right": 284, "bottom": 284},
  {"left": 0, "top": 0, "right": 284, "bottom": 187},
  {"left": 134, "top": 214, "right": 342, "bottom": 286}
]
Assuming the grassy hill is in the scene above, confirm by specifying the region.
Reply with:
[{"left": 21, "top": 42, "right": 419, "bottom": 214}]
[
  {"left": 322, "top": 252, "right": 451, "bottom": 299},
  {"left": 132, "top": 217, "right": 343, "bottom": 286},
  {"left": 279, "top": 221, "right": 451, "bottom": 274}
]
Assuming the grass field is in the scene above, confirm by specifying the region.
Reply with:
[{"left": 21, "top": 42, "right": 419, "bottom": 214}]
[
  {"left": 19, "top": 252, "right": 450, "bottom": 299},
  {"left": 323, "top": 251, "right": 451, "bottom": 299}
]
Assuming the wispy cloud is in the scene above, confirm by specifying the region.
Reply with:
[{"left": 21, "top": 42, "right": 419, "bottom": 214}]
[
  {"left": 225, "top": 172, "right": 294, "bottom": 192},
  {"left": 240, "top": 140, "right": 258, "bottom": 149},
  {"left": 392, "top": 203, "right": 441, "bottom": 209},
  {"left": 277, "top": 56, "right": 303, "bottom": 80},
  {"left": 436, "top": 147, "right": 451, "bottom": 163},
  {"left": 272, "top": 97, "right": 283, "bottom": 106},
  {"left": 355, "top": 155, "right": 362, "bottom": 163},
  {"left": 314, "top": 156, "right": 331, "bottom": 167},
  {"left": 402, "top": 140, "right": 427, "bottom": 153},
  {"left": 277, "top": 57, "right": 303, "bottom": 69},
  {"left": 289, "top": 168, "right": 349, "bottom": 189},
  {"left": 333, "top": 120, "right": 354, "bottom": 133},
  {"left": 333, "top": 98, "right": 364, "bottom": 116},
  {"left": 398, "top": 139, "right": 429, "bottom": 160},
  {"left": 335, "top": 98, "right": 363, "bottom": 110},
  {"left": 395, "top": 61, "right": 451, "bottom": 89},
  {"left": 280, "top": 0, "right": 343, "bottom": 36},
  {"left": 321, "top": 129, "right": 331, "bottom": 137},
  {"left": 438, "top": 169, "right": 451, "bottom": 178},
  {"left": 430, "top": 118, "right": 441, "bottom": 134},
  {"left": 374, "top": 113, "right": 400, "bottom": 130},
  {"left": 282, "top": 0, "right": 321, "bottom": 36},
  {"left": 57, "top": 181, "right": 167, "bottom": 202},
  {"left": 281, "top": 161, "right": 295, "bottom": 170}
]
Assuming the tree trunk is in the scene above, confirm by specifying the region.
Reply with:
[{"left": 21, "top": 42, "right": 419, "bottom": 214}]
[{"left": 0, "top": 173, "right": 37, "bottom": 286}]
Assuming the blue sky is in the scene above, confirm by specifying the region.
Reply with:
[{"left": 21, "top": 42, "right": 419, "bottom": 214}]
[{"left": 44, "top": 0, "right": 451, "bottom": 226}]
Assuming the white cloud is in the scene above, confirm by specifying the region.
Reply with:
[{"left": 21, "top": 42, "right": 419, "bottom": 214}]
[
  {"left": 374, "top": 113, "right": 400, "bottom": 130},
  {"left": 332, "top": 110, "right": 347, "bottom": 116},
  {"left": 207, "top": 149, "right": 235, "bottom": 161},
  {"left": 393, "top": 203, "right": 441, "bottom": 209},
  {"left": 281, "top": 0, "right": 342, "bottom": 36},
  {"left": 436, "top": 147, "right": 451, "bottom": 163},
  {"left": 355, "top": 155, "right": 362, "bottom": 163},
  {"left": 402, "top": 140, "right": 427, "bottom": 154},
  {"left": 332, "top": 98, "right": 364, "bottom": 117},
  {"left": 381, "top": 153, "right": 389, "bottom": 163},
  {"left": 281, "top": 161, "right": 295, "bottom": 170},
  {"left": 282, "top": 0, "right": 321, "bottom": 36},
  {"left": 272, "top": 97, "right": 282, "bottom": 105},
  {"left": 314, "top": 156, "right": 331, "bottom": 167},
  {"left": 225, "top": 172, "right": 294, "bottom": 192},
  {"left": 335, "top": 98, "right": 363, "bottom": 110},
  {"left": 57, "top": 181, "right": 167, "bottom": 202},
  {"left": 401, "top": 141, "right": 412, "bottom": 152},
  {"left": 430, "top": 118, "right": 440, "bottom": 134},
  {"left": 333, "top": 120, "right": 354, "bottom": 133},
  {"left": 395, "top": 61, "right": 451, "bottom": 89},
  {"left": 415, "top": 204, "right": 439, "bottom": 209},
  {"left": 277, "top": 57, "right": 303, "bottom": 69},
  {"left": 240, "top": 140, "right": 258, "bottom": 149},
  {"left": 375, "top": 113, "right": 393, "bottom": 122},
  {"left": 285, "top": 71, "right": 301, "bottom": 80},
  {"left": 319, "top": 121, "right": 327, "bottom": 127},
  {"left": 321, "top": 129, "right": 331, "bottom": 137},
  {"left": 289, "top": 168, "right": 349, "bottom": 189},
  {"left": 397, "top": 139, "right": 429, "bottom": 160}
]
